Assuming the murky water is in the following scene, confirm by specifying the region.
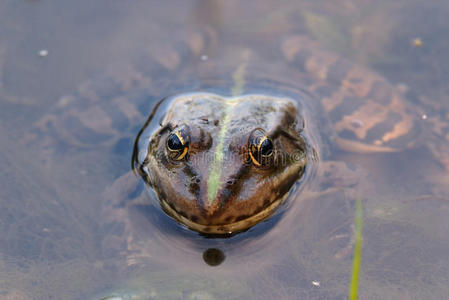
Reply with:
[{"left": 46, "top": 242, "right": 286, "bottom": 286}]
[{"left": 1, "top": 0, "right": 449, "bottom": 299}]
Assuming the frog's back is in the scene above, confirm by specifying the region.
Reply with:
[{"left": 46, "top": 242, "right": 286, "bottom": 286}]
[
  {"left": 280, "top": 35, "right": 420, "bottom": 154},
  {"left": 29, "top": 31, "right": 421, "bottom": 164}
]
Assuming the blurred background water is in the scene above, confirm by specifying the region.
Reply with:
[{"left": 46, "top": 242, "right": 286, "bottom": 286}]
[{"left": 1, "top": 1, "right": 449, "bottom": 299}]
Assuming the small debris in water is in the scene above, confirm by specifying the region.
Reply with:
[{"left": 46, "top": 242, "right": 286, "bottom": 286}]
[
  {"left": 421, "top": 114, "right": 427, "bottom": 120},
  {"left": 312, "top": 281, "right": 320, "bottom": 287},
  {"left": 396, "top": 83, "right": 409, "bottom": 94},
  {"left": 188, "top": 291, "right": 214, "bottom": 300},
  {"left": 38, "top": 49, "right": 49, "bottom": 57},
  {"left": 200, "top": 54, "right": 208, "bottom": 61},
  {"left": 412, "top": 38, "right": 422, "bottom": 47},
  {"left": 350, "top": 119, "right": 364, "bottom": 128}
]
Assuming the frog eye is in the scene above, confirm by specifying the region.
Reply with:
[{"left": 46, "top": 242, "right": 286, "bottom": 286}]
[
  {"left": 248, "top": 128, "right": 274, "bottom": 167},
  {"left": 166, "top": 125, "right": 190, "bottom": 160}
]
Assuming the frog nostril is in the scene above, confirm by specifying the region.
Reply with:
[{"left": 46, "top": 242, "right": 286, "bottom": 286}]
[{"left": 226, "top": 179, "right": 236, "bottom": 186}]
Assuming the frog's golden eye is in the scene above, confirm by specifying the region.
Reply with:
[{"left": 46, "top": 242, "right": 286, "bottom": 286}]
[
  {"left": 166, "top": 125, "right": 190, "bottom": 160},
  {"left": 248, "top": 128, "right": 274, "bottom": 167}
]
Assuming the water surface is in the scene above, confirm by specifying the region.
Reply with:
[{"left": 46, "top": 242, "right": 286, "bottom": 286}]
[{"left": 1, "top": 1, "right": 449, "bottom": 299}]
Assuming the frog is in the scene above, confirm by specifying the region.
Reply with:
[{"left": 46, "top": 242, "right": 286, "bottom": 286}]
[
  {"left": 25, "top": 25, "right": 447, "bottom": 299},
  {"left": 131, "top": 92, "right": 310, "bottom": 235}
]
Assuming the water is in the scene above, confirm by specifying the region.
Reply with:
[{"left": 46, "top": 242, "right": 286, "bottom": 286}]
[{"left": 1, "top": 0, "right": 449, "bottom": 299}]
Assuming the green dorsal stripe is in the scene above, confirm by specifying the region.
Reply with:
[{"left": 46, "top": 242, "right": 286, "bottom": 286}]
[
  {"left": 207, "top": 51, "right": 250, "bottom": 204},
  {"left": 207, "top": 104, "right": 233, "bottom": 204}
]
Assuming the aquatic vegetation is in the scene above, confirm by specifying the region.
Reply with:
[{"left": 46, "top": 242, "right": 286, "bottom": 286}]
[{"left": 349, "top": 196, "right": 363, "bottom": 300}]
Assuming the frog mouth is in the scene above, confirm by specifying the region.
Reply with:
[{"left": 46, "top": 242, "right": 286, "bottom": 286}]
[{"left": 158, "top": 194, "right": 289, "bottom": 235}]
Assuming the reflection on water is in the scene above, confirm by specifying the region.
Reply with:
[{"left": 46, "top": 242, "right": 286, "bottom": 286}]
[{"left": 1, "top": 0, "right": 449, "bottom": 299}]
